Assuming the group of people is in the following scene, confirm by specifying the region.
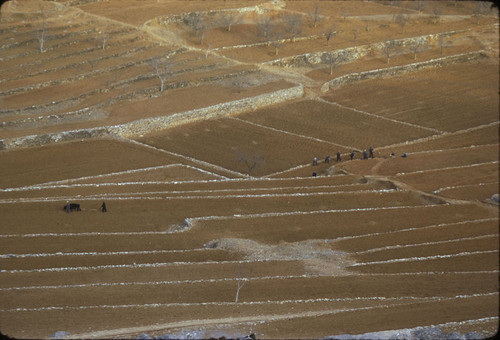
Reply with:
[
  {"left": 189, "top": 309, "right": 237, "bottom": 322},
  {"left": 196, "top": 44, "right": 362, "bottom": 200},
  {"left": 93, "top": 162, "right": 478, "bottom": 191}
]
[{"left": 313, "top": 147, "right": 375, "bottom": 167}]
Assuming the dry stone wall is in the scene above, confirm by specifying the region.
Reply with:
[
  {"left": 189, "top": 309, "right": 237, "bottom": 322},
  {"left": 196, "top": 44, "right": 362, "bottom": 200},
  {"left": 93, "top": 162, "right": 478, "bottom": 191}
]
[
  {"left": 320, "top": 50, "right": 488, "bottom": 92},
  {"left": 0, "top": 84, "right": 304, "bottom": 150},
  {"left": 263, "top": 31, "right": 465, "bottom": 68}
]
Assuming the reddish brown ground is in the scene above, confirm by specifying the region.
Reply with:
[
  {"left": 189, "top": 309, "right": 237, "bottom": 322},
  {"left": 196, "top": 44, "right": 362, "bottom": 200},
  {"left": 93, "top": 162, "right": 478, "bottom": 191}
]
[{"left": 0, "top": 1, "right": 498, "bottom": 339}]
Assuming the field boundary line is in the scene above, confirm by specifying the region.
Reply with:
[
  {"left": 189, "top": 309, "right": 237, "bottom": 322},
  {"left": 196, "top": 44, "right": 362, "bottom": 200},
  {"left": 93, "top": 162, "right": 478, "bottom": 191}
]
[
  {"left": 184, "top": 204, "right": 459, "bottom": 224},
  {"left": 355, "top": 234, "right": 498, "bottom": 255},
  {"left": 0, "top": 274, "right": 322, "bottom": 291},
  {"left": 375, "top": 121, "right": 500, "bottom": 152},
  {"left": 0, "top": 248, "right": 209, "bottom": 259},
  {"left": 325, "top": 100, "right": 443, "bottom": 134},
  {"left": 229, "top": 116, "right": 358, "bottom": 150},
  {"left": 0, "top": 204, "right": 468, "bottom": 239},
  {"left": 4, "top": 294, "right": 497, "bottom": 314},
  {"left": 10, "top": 183, "right": 364, "bottom": 198},
  {"left": 0, "top": 180, "right": 361, "bottom": 193},
  {"left": 22, "top": 164, "right": 186, "bottom": 188},
  {"left": 395, "top": 143, "right": 498, "bottom": 156},
  {"left": 122, "top": 138, "right": 246, "bottom": 178},
  {"left": 395, "top": 160, "right": 499, "bottom": 176},
  {"left": 0, "top": 174, "right": 355, "bottom": 192},
  {"left": 349, "top": 250, "right": 497, "bottom": 267},
  {"left": 0, "top": 188, "right": 401, "bottom": 204},
  {"left": 433, "top": 181, "right": 499, "bottom": 194},
  {"left": 0, "top": 259, "right": 298, "bottom": 274},
  {"left": 60, "top": 295, "right": 499, "bottom": 339},
  {"left": 264, "top": 163, "right": 311, "bottom": 178},
  {"left": 329, "top": 218, "right": 497, "bottom": 243}
]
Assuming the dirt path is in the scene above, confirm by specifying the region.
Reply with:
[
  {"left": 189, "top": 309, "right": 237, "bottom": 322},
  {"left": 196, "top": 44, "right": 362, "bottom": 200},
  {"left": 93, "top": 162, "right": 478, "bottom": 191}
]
[{"left": 66, "top": 300, "right": 418, "bottom": 339}]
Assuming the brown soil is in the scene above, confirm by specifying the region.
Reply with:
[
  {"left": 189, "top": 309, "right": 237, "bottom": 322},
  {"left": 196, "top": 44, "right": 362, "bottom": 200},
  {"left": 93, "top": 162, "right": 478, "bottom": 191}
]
[{"left": 0, "top": 1, "right": 498, "bottom": 339}]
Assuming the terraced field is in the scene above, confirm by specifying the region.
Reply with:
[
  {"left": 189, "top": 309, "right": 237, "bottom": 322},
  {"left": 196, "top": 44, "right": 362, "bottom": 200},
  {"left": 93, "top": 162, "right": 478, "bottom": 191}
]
[{"left": 0, "top": 0, "right": 498, "bottom": 339}]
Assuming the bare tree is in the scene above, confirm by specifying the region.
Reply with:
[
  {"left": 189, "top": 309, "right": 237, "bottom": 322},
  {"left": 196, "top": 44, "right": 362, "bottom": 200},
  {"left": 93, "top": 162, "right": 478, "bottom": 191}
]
[
  {"left": 282, "top": 14, "right": 303, "bottom": 42},
  {"left": 237, "top": 150, "right": 263, "bottom": 176},
  {"left": 185, "top": 12, "right": 207, "bottom": 44},
  {"left": 438, "top": 34, "right": 452, "bottom": 55},
  {"left": 204, "top": 44, "right": 211, "bottom": 59},
  {"left": 341, "top": 8, "right": 349, "bottom": 21},
  {"left": 408, "top": 39, "right": 427, "bottom": 60},
  {"left": 473, "top": 1, "right": 492, "bottom": 24},
  {"left": 234, "top": 276, "right": 247, "bottom": 303},
  {"left": 382, "top": 40, "right": 396, "bottom": 64},
  {"left": 149, "top": 57, "right": 173, "bottom": 92},
  {"left": 308, "top": 4, "right": 323, "bottom": 28},
  {"left": 395, "top": 13, "right": 410, "bottom": 34},
  {"left": 218, "top": 11, "right": 242, "bottom": 32},
  {"left": 431, "top": 6, "right": 441, "bottom": 24},
  {"left": 416, "top": 0, "right": 425, "bottom": 13},
  {"left": 324, "top": 25, "right": 336, "bottom": 46},
  {"left": 32, "top": 5, "right": 48, "bottom": 52},
  {"left": 96, "top": 30, "right": 109, "bottom": 49},
  {"left": 270, "top": 31, "right": 284, "bottom": 56},
  {"left": 322, "top": 51, "right": 346, "bottom": 75},
  {"left": 256, "top": 16, "right": 275, "bottom": 46}
]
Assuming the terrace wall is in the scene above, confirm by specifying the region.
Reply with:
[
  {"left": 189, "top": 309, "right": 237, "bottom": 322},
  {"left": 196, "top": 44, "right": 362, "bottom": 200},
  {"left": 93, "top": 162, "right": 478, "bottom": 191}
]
[
  {"left": 320, "top": 50, "right": 488, "bottom": 92},
  {"left": 0, "top": 84, "right": 304, "bottom": 150},
  {"left": 263, "top": 31, "right": 466, "bottom": 68}
]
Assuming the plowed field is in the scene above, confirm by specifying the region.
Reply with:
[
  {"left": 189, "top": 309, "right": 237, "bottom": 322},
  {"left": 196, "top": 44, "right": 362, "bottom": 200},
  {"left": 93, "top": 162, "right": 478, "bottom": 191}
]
[{"left": 0, "top": 0, "right": 498, "bottom": 339}]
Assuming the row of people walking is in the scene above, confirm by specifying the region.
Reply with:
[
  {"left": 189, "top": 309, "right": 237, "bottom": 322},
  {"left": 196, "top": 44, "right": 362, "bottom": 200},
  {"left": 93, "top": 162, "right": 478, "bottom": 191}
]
[{"left": 313, "top": 147, "right": 375, "bottom": 166}]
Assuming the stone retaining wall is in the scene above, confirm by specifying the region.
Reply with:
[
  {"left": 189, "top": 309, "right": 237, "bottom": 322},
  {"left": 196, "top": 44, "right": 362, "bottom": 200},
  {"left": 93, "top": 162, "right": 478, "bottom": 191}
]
[
  {"left": 110, "top": 83, "right": 304, "bottom": 137},
  {"left": 263, "top": 31, "right": 464, "bottom": 68},
  {"left": 320, "top": 50, "right": 488, "bottom": 92},
  {"left": 0, "top": 84, "right": 304, "bottom": 150}
]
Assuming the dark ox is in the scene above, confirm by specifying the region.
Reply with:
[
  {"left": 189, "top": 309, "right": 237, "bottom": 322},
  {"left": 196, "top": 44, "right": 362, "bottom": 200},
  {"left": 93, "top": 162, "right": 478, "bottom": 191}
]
[{"left": 63, "top": 203, "right": 81, "bottom": 212}]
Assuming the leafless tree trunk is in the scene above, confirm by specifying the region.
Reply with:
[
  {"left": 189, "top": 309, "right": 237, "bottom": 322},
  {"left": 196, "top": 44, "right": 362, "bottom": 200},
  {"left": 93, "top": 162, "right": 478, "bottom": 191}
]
[
  {"left": 149, "top": 57, "right": 173, "bottom": 92},
  {"left": 96, "top": 31, "right": 109, "bottom": 49},
  {"left": 416, "top": 0, "right": 425, "bottom": 13},
  {"left": 473, "top": 1, "right": 491, "bottom": 24},
  {"left": 256, "top": 16, "right": 274, "bottom": 46},
  {"left": 282, "top": 14, "right": 302, "bottom": 42},
  {"left": 271, "top": 37, "right": 284, "bottom": 55},
  {"left": 408, "top": 39, "right": 427, "bottom": 60},
  {"left": 395, "top": 13, "right": 409, "bottom": 34},
  {"left": 341, "top": 8, "right": 349, "bottom": 21},
  {"left": 33, "top": 5, "right": 48, "bottom": 53},
  {"left": 438, "top": 34, "right": 452, "bottom": 55},
  {"left": 185, "top": 12, "right": 207, "bottom": 44},
  {"left": 322, "top": 51, "right": 346, "bottom": 75},
  {"left": 324, "top": 25, "right": 336, "bottom": 46},
  {"left": 382, "top": 40, "right": 396, "bottom": 64},
  {"left": 308, "top": 4, "right": 323, "bottom": 28},
  {"left": 237, "top": 150, "right": 263, "bottom": 176},
  {"left": 234, "top": 277, "right": 247, "bottom": 303},
  {"left": 218, "top": 12, "right": 242, "bottom": 32},
  {"left": 431, "top": 6, "right": 441, "bottom": 24},
  {"left": 352, "top": 28, "right": 358, "bottom": 41}
]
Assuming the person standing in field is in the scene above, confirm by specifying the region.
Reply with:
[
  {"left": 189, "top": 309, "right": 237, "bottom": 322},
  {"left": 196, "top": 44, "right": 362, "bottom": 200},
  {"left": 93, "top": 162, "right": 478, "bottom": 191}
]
[
  {"left": 101, "top": 201, "right": 107, "bottom": 213},
  {"left": 350, "top": 151, "right": 355, "bottom": 160},
  {"left": 313, "top": 156, "right": 318, "bottom": 166},
  {"left": 369, "top": 147, "right": 374, "bottom": 158},
  {"left": 336, "top": 152, "right": 341, "bottom": 161}
]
